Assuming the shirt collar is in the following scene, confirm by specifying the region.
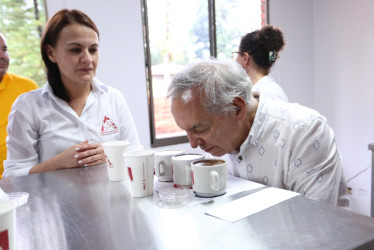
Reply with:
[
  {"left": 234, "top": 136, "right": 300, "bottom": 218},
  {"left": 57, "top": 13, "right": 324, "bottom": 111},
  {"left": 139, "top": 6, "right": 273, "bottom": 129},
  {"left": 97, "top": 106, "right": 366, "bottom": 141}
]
[
  {"left": 230, "top": 98, "right": 269, "bottom": 156},
  {"left": 229, "top": 132, "right": 251, "bottom": 155},
  {"left": 249, "top": 99, "right": 269, "bottom": 144},
  {"left": 41, "top": 77, "right": 108, "bottom": 99},
  {"left": 252, "top": 74, "right": 273, "bottom": 91},
  {"left": 91, "top": 78, "right": 108, "bottom": 94}
]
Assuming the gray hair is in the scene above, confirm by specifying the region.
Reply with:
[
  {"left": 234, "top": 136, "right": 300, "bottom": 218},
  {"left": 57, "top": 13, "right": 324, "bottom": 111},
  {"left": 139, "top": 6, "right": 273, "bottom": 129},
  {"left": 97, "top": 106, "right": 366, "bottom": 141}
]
[{"left": 167, "top": 58, "right": 253, "bottom": 114}]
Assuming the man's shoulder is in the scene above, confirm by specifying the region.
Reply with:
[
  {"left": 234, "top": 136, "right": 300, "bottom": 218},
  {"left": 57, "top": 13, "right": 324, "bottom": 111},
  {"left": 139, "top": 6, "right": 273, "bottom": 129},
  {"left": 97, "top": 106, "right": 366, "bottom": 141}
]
[
  {"left": 262, "top": 98, "right": 323, "bottom": 117},
  {"left": 258, "top": 99, "right": 329, "bottom": 134},
  {"left": 7, "top": 72, "right": 38, "bottom": 89}
]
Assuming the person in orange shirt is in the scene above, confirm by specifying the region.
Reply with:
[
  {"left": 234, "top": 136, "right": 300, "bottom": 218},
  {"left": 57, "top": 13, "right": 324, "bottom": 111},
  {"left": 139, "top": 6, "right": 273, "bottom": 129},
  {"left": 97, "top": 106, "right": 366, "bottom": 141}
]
[{"left": 0, "top": 33, "right": 38, "bottom": 178}]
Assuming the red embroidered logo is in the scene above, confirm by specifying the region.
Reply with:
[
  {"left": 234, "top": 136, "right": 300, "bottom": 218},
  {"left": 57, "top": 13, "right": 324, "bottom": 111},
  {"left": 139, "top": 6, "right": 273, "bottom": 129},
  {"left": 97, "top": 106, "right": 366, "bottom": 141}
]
[{"left": 100, "top": 116, "right": 119, "bottom": 135}]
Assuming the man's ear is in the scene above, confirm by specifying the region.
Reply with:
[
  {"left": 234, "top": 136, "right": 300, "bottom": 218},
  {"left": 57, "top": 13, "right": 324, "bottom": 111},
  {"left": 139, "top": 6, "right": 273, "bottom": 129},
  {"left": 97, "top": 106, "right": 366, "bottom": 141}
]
[
  {"left": 232, "top": 96, "right": 247, "bottom": 120},
  {"left": 46, "top": 44, "right": 56, "bottom": 63},
  {"left": 242, "top": 52, "right": 251, "bottom": 67}
]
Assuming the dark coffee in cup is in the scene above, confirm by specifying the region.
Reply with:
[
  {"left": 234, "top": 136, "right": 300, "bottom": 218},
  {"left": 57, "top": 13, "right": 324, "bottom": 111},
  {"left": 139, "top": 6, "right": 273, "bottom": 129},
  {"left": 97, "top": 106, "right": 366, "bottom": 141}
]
[{"left": 192, "top": 159, "right": 225, "bottom": 167}]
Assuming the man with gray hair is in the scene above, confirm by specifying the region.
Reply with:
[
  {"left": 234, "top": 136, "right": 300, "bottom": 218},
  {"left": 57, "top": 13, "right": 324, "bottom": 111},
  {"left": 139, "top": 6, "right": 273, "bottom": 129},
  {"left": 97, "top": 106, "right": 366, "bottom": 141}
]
[{"left": 167, "top": 58, "right": 348, "bottom": 207}]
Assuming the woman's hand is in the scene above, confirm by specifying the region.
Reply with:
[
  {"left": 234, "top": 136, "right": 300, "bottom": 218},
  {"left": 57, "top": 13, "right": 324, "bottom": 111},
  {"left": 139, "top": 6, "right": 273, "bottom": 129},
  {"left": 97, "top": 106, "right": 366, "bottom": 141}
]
[
  {"left": 73, "top": 141, "right": 106, "bottom": 167},
  {"left": 29, "top": 140, "right": 106, "bottom": 174}
]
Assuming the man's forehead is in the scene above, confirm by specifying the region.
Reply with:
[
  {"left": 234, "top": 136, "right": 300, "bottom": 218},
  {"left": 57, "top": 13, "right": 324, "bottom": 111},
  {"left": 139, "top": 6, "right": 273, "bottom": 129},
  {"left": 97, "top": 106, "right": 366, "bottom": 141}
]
[{"left": 172, "top": 95, "right": 208, "bottom": 127}]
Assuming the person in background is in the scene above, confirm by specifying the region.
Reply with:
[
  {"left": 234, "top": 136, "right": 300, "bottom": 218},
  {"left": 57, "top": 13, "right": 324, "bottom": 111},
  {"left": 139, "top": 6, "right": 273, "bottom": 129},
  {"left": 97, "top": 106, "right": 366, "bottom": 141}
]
[
  {"left": 234, "top": 25, "right": 288, "bottom": 102},
  {"left": 0, "top": 32, "right": 38, "bottom": 178},
  {"left": 167, "top": 58, "right": 349, "bottom": 207},
  {"left": 3, "top": 9, "right": 140, "bottom": 177}
]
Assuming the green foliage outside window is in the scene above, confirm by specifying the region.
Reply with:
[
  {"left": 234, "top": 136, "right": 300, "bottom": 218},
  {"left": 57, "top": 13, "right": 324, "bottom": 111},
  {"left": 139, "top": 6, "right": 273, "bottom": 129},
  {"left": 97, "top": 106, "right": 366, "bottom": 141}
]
[{"left": 0, "top": 0, "right": 46, "bottom": 86}]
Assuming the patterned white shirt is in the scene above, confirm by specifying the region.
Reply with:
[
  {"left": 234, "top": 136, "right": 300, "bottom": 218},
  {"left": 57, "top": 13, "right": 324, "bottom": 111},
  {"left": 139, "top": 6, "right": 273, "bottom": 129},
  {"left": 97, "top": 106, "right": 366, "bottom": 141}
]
[
  {"left": 252, "top": 75, "right": 288, "bottom": 102},
  {"left": 224, "top": 98, "right": 349, "bottom": 207},
  {"left": 4, "top": 78, "right": 140, "bottom": 177}
]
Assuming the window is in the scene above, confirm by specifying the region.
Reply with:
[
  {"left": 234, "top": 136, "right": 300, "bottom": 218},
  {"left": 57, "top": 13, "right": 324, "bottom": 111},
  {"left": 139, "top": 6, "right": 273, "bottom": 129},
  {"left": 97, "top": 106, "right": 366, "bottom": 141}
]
[
  {"left": 0, "top": 0, "right": 46, "bottom": 85},
  {"left": 142, "top": 0, "right": 267, "bottom": 147}
]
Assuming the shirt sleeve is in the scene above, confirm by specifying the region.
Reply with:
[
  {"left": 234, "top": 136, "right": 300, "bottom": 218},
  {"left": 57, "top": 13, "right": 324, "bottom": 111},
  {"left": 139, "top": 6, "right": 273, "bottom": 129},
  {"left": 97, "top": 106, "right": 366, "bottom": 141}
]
[
  {"left": 285, "top": 117, "right": 347, "bottom": 206},
  {"left": 3, "top": 94, "right": 39, "bottom": 177}
]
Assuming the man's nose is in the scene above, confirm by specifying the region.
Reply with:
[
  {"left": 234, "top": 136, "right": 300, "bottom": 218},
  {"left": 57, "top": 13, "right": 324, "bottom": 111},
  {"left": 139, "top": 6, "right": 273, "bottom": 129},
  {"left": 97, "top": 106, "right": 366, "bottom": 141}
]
[
  {"left": 0, "top": 50, "right": 6, "bottom": 58},
  {"left": 186, "top": 132, "right": 202, "bottom": 149}
]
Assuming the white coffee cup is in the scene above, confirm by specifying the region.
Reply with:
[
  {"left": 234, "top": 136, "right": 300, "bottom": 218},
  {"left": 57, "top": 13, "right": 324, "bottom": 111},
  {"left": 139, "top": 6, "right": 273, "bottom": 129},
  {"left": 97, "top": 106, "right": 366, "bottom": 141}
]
[
  {"left": 154, "top": 150, "right": 184, "bottom": 182},
  {"left": 191, "top": 159, "right": 228, "bottom": 197},
  {"left": 124, "top": 149, "right": 155, "bottom": 198},
  {"left": 172, "top": 153, "right": 204, "bottom": 188},
  {"left": 0, "top": 200, "right": 17, "bottom": 250},
  {"left": 102, "top": 140, "right": 131, "bottom": 181}
]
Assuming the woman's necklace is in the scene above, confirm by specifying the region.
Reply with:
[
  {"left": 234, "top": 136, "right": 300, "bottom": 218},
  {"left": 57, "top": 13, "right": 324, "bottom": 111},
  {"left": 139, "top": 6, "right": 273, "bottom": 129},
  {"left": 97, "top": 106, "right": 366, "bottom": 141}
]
[
  {"left": 68, "top": 99, "right": 87, "bottom": 116},
  {"left": 67, "top": 85, "right": 92, "bottom": 112}
]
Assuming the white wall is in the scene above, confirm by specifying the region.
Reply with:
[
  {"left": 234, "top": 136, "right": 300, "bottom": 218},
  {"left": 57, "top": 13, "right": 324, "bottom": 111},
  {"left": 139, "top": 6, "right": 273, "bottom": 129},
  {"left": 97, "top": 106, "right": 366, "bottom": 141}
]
[
  {"left": 268, "top": 0, "right": 374, "bottom": 216},
  {"left": 268, "top": 0, "right": 314, "bottom": 107},
  {"left": 45, "top": 0, "right": 373, "bottom": 216},
  {"left": 312, "top": 0, "right": 374, "bottom": 216}
]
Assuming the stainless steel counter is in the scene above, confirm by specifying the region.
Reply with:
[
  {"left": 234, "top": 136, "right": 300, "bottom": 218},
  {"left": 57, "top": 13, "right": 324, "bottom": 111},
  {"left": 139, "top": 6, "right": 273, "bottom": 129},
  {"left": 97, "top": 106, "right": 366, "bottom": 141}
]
[{"left": 1, "top": 164, "right": 374, "bottom": 250}]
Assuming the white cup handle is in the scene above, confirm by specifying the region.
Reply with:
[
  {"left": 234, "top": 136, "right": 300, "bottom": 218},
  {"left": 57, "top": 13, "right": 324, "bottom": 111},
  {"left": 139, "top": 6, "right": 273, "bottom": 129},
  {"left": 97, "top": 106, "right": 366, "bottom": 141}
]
[
  {"left": 210, "top": 171, "right": 220, "bottom": 191},
  {"left": 157, "top": 161, "right": 165, "bottom": 176}
]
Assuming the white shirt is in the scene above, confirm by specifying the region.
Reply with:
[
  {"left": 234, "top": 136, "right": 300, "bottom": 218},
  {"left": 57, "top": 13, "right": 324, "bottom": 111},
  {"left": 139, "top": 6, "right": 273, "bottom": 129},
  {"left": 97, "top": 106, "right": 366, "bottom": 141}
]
[
  {"left": 252, "top": 75, "right": 288, "bottom": 102},
  {"left": 224, "top": 98, "right": 349, "bottom": 207},
  {"left": 4, "top": 78, "right": 140, "bottom": 177}
]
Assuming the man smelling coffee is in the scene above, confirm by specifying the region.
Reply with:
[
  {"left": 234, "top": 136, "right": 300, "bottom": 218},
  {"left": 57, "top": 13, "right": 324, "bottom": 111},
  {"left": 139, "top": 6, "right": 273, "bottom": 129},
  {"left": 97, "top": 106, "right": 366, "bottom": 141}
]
[{"left": 167, "top": 58, "right": 349, "bottom": 208}]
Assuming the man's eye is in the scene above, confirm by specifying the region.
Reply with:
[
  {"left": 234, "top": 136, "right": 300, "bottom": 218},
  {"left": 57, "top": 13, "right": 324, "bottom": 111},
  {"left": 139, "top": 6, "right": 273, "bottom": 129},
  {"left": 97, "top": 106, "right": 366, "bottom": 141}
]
[
  {"left": 194, "top": 127, "right": 207, "bottom": 133},
  {"left": 89, "top": 48, "right": 98, "bottom": 53}
]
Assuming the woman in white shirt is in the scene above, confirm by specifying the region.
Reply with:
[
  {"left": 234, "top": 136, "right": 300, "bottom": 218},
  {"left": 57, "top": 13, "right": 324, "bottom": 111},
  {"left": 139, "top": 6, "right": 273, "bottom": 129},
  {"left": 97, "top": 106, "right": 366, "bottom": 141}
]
[
  {"left": 3, "top": 9, "right": 140, "bottom": 177},
  {"left": 234, "top": 25, "right": 288, "bottom": 102}
]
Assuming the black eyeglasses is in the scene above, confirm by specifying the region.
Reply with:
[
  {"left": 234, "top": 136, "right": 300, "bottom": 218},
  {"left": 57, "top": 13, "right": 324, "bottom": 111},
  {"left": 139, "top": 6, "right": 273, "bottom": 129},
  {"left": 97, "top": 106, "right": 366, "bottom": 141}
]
[{"left": 232, "top": 51, "right": 243, "bottom": 60}]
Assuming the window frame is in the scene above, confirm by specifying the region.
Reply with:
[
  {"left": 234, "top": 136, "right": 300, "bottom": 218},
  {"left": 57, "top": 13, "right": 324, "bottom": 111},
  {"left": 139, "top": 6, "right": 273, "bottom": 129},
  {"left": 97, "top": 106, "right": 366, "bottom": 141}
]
[{"left": 141, "top": 0, "right": 268, "bottom": 148}]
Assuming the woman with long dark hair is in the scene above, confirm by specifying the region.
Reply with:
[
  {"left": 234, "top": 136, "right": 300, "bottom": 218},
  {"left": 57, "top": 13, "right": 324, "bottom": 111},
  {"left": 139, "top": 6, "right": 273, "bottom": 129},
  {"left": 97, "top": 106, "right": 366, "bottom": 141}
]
[{"left": 4, "top": 9, "right": 140, "bottom": 177}]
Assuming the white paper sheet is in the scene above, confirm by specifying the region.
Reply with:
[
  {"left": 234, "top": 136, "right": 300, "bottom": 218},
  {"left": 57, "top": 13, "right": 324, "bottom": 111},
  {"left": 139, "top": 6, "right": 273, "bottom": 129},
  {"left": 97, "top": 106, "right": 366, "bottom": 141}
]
[{"left": 205, "top": 187, "right": 300, "bottom": 222}]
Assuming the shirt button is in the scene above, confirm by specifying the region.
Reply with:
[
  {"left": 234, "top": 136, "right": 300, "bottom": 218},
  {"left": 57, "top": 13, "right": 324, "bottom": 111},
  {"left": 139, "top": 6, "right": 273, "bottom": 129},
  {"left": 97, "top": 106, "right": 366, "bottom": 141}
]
[{"left": 238, "top": 156, "right": 243, "bottom": 161}]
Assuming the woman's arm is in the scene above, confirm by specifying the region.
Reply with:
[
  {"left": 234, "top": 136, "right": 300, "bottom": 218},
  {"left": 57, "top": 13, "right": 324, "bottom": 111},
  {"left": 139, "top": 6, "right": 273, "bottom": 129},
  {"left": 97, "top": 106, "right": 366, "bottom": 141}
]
[{"left": 4, "top": 93, "right": 106, "bottom": 177}]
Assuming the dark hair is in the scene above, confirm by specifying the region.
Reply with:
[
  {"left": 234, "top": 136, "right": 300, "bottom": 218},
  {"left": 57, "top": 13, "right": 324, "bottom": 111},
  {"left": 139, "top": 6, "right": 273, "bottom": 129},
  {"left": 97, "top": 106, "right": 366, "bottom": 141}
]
[
  {"left": 239, "top": 25, "right": 285, "bottom": 71},
  {"left": 40, "top": 9, "right": 99, "bottom": 101}
]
